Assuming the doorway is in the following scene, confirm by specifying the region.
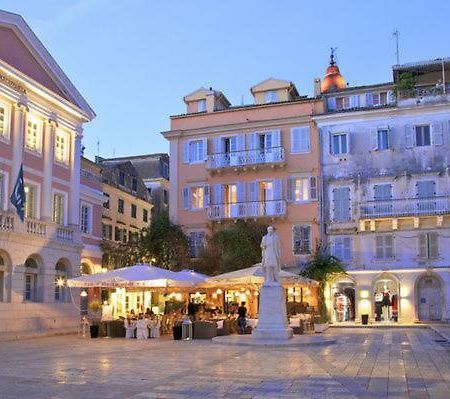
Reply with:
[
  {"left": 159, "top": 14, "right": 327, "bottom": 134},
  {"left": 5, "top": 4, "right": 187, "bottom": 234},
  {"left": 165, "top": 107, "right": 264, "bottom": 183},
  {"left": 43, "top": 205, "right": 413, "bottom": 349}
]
[
  {"left": 417, "top": 275, "right": 442, "bottom": 321},
  {"left": 332, "top": 281, "right": 356, "bottom": 322}
]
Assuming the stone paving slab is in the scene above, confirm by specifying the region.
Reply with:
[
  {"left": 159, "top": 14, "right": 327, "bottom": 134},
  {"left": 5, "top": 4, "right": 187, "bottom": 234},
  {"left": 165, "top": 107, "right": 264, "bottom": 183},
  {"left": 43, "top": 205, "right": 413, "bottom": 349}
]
[{"left": 0, "top": 328, "right": 449, "bottom": 398}]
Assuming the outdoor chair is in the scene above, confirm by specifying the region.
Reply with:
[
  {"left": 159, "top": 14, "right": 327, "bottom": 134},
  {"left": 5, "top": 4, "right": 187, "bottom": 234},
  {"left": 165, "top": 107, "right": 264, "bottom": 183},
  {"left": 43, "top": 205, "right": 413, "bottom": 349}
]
[
  {"left": 216, "top": 319, "right": 231, "bottom": 336},
  {"left": 193, "top": 321, "right": 217, "bottom": 339}
]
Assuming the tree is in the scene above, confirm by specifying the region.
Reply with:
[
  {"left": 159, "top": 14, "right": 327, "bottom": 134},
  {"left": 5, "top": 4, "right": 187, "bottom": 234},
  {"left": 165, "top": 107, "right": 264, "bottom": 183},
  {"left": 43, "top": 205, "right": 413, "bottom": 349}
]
[
  {"left": 301, "top": 241, "right": 346, "bottom": 322},
  {"left": 140, "top": 211, "right": 190, "bottom": 270},
  {"left": 196, "top": 220, "right": 267, "bottom": 275},
  {"left": 101, "top": 240, "right": 143, "bottom": 269}
]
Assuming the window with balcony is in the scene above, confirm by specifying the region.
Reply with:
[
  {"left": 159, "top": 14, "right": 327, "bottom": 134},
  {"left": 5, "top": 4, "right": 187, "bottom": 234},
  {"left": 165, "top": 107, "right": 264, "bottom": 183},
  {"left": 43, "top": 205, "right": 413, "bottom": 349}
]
[
  {"left": 24, "top": 185, "right": 36, "bottom": 219},
  {"left": 291, "top": 127, "right": 310, "bottom": 153},
  {"left": 0, "top": 102, "right": 10, "bottom": 140},
  {"left": 118, "top": 198, "right": 124, "bottom": 214},
  {"left": 52, "top": 193, "right": 65, "bottom": 225},
  {"left": 25, "top": 115, "right": 42, "bottom": 153},
  {"left": 131, "top": 204, "right": 137, "bottom": 218},
  {"left": 415, "top": 125, "right": 431, "bottom": 147},
  {"left": 54, "top": 130, "right": 70, "bottom": 164},
  {"left": 80, "top": 204, "right": 91, "bottom": 234},
  {"left": 416, "top": 180, "right": 435, "bottom": 198},
  {"left": 197, "top": 99, "right": 206, "bottom": 112},
  {"left": 419, "top": 232, "right": 438, "bottom": 259},
  {"left": 143, "top": 209, "right": 148, "bottom": 222},
  {"left": 292, "top": 225, "right": 311, "bottom": 255},
  {"left": 183, "top": 139, "right": 207, "bottom": 164},
  {"left": 332, "top": 187, "right": 351, "bottom": 222},
  {"left": 331, "top": 133, "right": 348, "bottom": 155},
  {"left": 332, "top": 236, "right": 352, "bottom": 261},
  {"left": 287, "top": 176, "right": 317, "bottom": 202},
  {"left": 188, "top": 231, "right": 205, "bottom": 258},
  {"left": 265, "top": 90, "right": 278, "bottom": 103},
  {"left": 375, "top": 235, "right": 394, "bottom": 260}
]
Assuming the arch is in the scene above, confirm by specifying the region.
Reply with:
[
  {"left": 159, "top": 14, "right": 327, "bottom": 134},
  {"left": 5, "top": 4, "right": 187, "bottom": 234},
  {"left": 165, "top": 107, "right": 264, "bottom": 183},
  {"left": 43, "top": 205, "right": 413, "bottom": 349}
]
[
  {"left": 372, "top": 272, "right": 400, "bottom": 323},
  {"left": 54, "top": 258, "right": 71, "bottom": 303},
  {"left": 23, "top": 254, "right": 43, "bottom": 302},
  {"left": 81, "top": 259, "right": 94, "bottom": 275},
  {"left": 0, "top": 249, "right": 12, "bottom": 302},
  {"left": 415, "top": 272, "right": 445, "bottom": 322},
  {"left": 329, "top": 274, "right": 357, "bottom": 323}
]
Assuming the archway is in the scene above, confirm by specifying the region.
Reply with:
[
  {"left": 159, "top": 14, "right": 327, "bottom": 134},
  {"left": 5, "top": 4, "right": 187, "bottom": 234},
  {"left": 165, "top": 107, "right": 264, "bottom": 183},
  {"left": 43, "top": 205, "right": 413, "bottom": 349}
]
[
  {"left": 330, "top": 275, "right": 356, "bottom": 323},
  {"left": 417, "top": 274, "right": 443, "bottom": 321},
  {"left": 0, "top": 250, "right": 11, "bottom": 302},
  {"left": 55, "top": 258, "right": 70, "bottom": 303},
  {"left": 24, "top": 255, "right": 43, "bottom": 302},
  {"left": 372, "top": 273, "right": 400, "bottom": 323}
]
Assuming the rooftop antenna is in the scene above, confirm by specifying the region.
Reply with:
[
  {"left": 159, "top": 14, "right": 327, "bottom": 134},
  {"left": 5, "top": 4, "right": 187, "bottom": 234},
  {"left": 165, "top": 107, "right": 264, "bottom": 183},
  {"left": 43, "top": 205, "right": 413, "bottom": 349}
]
[
  {"left": 330, "top": 47, "right": 338, "bottom": 65},
  {"left": 392, "top": 29, "right": 400, "bottom": 65}
]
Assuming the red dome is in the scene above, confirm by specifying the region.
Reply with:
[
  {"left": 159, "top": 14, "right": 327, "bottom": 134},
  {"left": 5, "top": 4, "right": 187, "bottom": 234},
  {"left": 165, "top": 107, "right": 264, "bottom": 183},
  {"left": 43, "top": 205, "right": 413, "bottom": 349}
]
[{"left": 321, "top": 54, "right": 346, "bottom": 93}]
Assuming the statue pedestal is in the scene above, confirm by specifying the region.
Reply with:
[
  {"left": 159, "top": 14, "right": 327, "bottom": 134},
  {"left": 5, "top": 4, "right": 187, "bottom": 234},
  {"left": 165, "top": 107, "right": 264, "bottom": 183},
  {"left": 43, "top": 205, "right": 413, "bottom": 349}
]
[{"left": 252, "top": 283, "right": 293, "bottom": 340}]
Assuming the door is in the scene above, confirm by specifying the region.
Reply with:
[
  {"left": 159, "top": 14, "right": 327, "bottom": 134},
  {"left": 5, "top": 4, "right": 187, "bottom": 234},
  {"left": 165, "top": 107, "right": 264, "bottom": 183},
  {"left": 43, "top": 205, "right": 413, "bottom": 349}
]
[
  {"left": 228, "top": 136, "right": 239, "bottom": 166},
  {"left": 261, "top": 181, "right": 274, "bottom": 215},
  {"left": 418, "top": 276, "right": 442, "bottom": 321},
  {"left": 225, "top": 184, "right": 238, "bottom": 218}
]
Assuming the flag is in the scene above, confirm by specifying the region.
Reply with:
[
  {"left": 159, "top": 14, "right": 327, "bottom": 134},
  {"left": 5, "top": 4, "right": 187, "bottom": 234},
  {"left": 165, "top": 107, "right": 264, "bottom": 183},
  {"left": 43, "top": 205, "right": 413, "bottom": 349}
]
[{"left": 10, "top": 164, "right": 25, "bottom": 222}]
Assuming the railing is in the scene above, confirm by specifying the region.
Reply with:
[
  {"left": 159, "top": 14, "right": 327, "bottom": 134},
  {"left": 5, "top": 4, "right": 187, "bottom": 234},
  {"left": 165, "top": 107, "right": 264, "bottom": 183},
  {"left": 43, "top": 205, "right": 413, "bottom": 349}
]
[
  {"left": 0, "top": 213, "right": 14, "bottom": 231},
  {"left": 56, "top": 226, "right": 74, "bottom": 242},
  {"left": 81, "top": 168, "right": 102, "bottom": 183},
  {"left": 207, "top": 147, "right": 285, "bottom": 170},
  {"left": 26, "top": 218, "right": 46, "bottom": 236},
  {"left": 360, "top": 196, "right": 450, "bottom": 219},
  {"left": 208, "top": 200, "right": 286, "bottom": 220}
]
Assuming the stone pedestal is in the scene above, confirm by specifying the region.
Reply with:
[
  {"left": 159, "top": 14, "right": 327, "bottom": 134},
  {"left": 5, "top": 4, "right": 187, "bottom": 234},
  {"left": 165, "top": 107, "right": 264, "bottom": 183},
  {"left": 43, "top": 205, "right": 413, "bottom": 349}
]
[{"left": 252, "top": 283, "right": 293, "bottom": 340}]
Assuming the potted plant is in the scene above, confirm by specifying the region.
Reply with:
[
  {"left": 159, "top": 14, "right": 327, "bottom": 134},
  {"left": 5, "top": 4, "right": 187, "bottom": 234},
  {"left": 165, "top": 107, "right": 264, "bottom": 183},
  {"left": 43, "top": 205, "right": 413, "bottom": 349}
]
[
  {"left": 301, "top": 242, "right": 346, "bottom": 333},
  {"left": 88, "top": 299, "right": 102, "bottom": 338}
]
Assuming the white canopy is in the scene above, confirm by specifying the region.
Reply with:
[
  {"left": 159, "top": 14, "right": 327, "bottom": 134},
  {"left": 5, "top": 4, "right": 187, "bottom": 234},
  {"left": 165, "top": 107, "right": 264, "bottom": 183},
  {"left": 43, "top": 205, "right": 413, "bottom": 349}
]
[
  {"left": 67, "top": 264, "right": 205, "bottom": 289},
  {"left": 203, "top": 264, "right": 318, "bottom": 287}
]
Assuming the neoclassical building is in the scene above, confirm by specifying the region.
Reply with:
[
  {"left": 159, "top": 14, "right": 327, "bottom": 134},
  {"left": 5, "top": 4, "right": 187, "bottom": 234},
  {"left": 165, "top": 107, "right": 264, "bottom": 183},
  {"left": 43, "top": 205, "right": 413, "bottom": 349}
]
[{"left": 0, "top": 10, "right": 95, "bottom": 335}]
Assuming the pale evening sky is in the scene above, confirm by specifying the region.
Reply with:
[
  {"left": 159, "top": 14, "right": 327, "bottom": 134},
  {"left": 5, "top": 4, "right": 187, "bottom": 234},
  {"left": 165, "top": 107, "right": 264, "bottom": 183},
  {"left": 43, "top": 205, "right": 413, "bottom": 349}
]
[{"left": 2, "top": 0, "right": 450, "bottom": 160}]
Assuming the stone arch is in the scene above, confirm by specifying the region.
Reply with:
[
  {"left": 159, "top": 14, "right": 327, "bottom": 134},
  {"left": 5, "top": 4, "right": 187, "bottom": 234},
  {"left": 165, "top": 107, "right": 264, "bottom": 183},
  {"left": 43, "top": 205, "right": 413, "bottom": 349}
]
[
  {"left": 24, "top": 254, "right": 44, "bottom": 302},
  {"left": 0, "top": 249, "right": 12, "bottom": 302},
  {"left": 81, "top": 259, "right": 94, "bottom": 275},
  {"left": 415, "top": 272, "right": 445, "bottom": 322}
]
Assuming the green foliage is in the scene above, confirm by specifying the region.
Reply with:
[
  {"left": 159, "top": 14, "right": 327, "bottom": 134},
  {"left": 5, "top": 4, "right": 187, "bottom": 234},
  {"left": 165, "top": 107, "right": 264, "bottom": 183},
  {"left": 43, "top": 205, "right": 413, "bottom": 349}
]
[
  {"left": 302, "top": 241, "right": 346, "bottom": 323},
  {"left": 393, "top": 72, "right": 416, "bottom": 99},
  {"left": 196, "top": 220, "right": 267, "bottom": 275},
  {"left": 101, "top": 240, "right": 143, "bottom": 269}
]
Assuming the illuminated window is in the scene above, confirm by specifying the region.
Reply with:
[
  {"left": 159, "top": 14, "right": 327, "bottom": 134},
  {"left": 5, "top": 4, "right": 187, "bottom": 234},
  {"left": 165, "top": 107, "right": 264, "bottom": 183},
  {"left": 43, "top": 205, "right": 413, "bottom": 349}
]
[
  {"left": 52, "top": 193, "right": 65, "bottom": 225},
  {"left": 55, "top": 130, "right": 70, "bottom": 164},
  {"left": 0, "top": 102, "right": 10, "bottom": 140},
  {"left": 197, "top": 99, "right": 206, "bottom": 112},
  {"left": 289, "top": 177, "right": 317, "bottom": 202},
  {"left": 24, "top": 185, "right": 36, "bottom": 219},
  {"left": 25, "top": 115, "right": 42, "bottom": 152},
  {"left": 191, "top": 187, "right": 204, "bottom": 209}
]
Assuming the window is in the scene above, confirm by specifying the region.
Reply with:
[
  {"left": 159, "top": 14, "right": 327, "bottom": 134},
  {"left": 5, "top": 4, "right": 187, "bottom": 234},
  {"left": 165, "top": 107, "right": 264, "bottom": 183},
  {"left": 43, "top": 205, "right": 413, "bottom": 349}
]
[
  {"left": 121, "top": 229, "right": 127, "bottom": 243},
  {"left": 0, "top": 255, "right": 5, "bottom": 302},
  {"left": 374, "top": 184, "right": 392, "bottom": 200},
  {"left": 114, "top": 226, "right": 120, "bottom": 241},
  {"left": 131, "top": 204, "right": 137, "bottom": 218},
  {"left": 335, "top": 96, "right": 350, "bottom": 110},
  {"left": 102, "top": 224, "right": 112, "bottom": 240},
  {"left": 293, "top": 225, "right": 311, "bottom": 255},
  {"left": 265, "top": 91, "right": 278, "bottom": 103},
  {"left": 143, "top": 209, "right": 148, "bottom": 222},
  {"left": 184, "top": 139, "right": 206, "bottom": 164},
  {"left": 163, "top": 189, "right": 168, "bottom": 204},
  {"left": 419, "top": 232, "right": 438, "bottom": 259},
  {"left": 0, "top": 102, "right": 10, "bottom": 140},
  {"left": 333, "top": 187, "right": 351, "bottom": 222},
  {"left": 192, "top": 187, "right": 204, "bottom": 209},
  {"left": 80, "top": 204, "right": 91, "bottom": 234},
  {"left": 377, "top": 129, "right": 389, "bottom": 150},
  {"left": 372, "top": 92, "right": 388, "bottom": 106},
  {"left": 415, "top": 125, "right": 431, "bottom": 147},
  {"left": 331, "top": 133, "right": 348, "bottom": 155},
  {"left": 288, "top": 176, "right": 317, "bottom": 202},
  {"left": 291, "top": 127, "right": 310, "bottom": 153},
  {"left": 103, "top": 193, "right": 110, "bottom": 209},
  {"left": 197, "top": 99, "right": 206, "bottom": 112},
  {"left": 54, "top": 130, "right": 69, "bottom": 164},
  {"left": 119, "top": 171, "right": 125, "bottom": 186},
  {"left": 52, "top": 193, "right": 65, "bottom": 225},
  {"left": 375, "top": 235, "right": 394, "bottom": 259},
  {"left": 118, "top": 198, "right": 124, "bottom": 214},
  {"left": 417, "top": 180, "right": 435, "bottom": 198},
  {"left": 24, "top": 258, "right": 38, "bottom": 302},
  {"left": 129, "top": 230, "right": 139, "bottom": 243},
  {"left": 188, "top": 231, "right": 205, "bottom": 258},
  {"left": 25, "top": 115, "right": 42, "bottom": 152},
  {"left": 0, "top": 173, "right": 5, "bottom": 210},
  {"left": 332, "top": 236, "right": 352, "bottom": 261},
  {"left": 54, "top": 261, "right": 67, "bottom": 302},
  {"left": 131, "top": 177, "right": 137, "bottom": 192},
  {"left": 24, "top": 185, "right": 36, "bottom": 219}
]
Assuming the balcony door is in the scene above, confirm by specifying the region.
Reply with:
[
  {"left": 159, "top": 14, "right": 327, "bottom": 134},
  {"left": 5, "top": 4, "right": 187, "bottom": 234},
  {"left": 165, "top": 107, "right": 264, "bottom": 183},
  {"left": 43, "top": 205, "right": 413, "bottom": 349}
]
[{"left": 224, "top": 184, "right": 238, "bottom": 218}]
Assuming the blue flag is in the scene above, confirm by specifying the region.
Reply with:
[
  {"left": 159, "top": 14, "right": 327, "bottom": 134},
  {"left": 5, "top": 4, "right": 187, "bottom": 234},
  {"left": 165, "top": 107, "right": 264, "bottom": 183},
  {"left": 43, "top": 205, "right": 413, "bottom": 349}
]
[{"left": 10, "top": 165, "right": 25, "bottom": 222}]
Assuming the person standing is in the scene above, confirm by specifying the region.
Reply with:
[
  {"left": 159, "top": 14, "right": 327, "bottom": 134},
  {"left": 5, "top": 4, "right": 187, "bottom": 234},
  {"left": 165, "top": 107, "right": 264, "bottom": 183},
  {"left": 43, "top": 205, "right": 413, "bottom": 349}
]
[{"left": 237, "top": 302, "right": 247, "bottom": 334}]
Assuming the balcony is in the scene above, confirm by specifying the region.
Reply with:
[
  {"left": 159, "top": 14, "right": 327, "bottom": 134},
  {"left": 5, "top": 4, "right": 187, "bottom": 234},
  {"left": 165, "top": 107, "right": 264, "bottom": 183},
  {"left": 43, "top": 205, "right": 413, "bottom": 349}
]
[
  {"left": 208, "top": 200, "right": 286, "bottom": 221},
  {"left": 0, "top": 211, "right": 78, "bottom": 244},
  {"left": 207, "top": 147, "right": 285, "bottom": 171},
  {"left": 359, "top": 196, "right": 450, "bottom": 219},
  {"left": 397, "top": 84, "right": 450, "bottom": 107}
]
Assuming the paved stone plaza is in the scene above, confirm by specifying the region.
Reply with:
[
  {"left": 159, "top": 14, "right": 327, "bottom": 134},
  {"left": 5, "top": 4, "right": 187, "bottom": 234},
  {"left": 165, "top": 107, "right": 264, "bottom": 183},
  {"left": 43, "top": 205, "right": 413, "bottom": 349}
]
[{"left": 0, "top": 328, "right": 449, "bottom": 399}]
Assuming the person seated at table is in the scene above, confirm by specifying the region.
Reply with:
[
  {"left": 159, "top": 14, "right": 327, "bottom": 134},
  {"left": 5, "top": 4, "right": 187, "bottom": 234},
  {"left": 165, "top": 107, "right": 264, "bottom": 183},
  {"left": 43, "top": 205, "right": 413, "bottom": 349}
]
[
  {"left": 136, "top": 314, "right": 149, "bottom": 339},
  {"left": 124, "top": 316, "right": 136, "bottom": 339}
]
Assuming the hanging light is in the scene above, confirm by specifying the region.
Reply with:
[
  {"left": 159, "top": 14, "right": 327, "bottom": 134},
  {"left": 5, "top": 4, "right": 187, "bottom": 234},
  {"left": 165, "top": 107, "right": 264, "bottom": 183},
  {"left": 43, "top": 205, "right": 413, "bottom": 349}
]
[
  {"left": 80, "top": 290, "right": 88, "bottom": 297},
  {"left": 216, "top": 289, "right": 223, "bottom": 295}
]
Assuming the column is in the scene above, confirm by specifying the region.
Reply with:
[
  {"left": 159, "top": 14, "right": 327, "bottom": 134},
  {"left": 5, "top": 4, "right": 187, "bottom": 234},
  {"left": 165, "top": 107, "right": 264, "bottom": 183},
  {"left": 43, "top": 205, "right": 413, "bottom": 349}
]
[
  {"left": 9, "top": 100, "right": 27, "bottom": 211},
  {"left": 69, "top": 126, "right": 82, "bottom": 227},
  {"left": 41, "top": 119, "right": 55, "bottom": 221}
]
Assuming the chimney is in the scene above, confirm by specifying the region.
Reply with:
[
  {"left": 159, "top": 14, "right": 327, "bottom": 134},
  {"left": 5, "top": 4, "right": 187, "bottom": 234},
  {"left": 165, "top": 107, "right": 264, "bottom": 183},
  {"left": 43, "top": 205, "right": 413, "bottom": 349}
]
[{"left": 314, "top": 78, "right": 322, "bottom": 96}]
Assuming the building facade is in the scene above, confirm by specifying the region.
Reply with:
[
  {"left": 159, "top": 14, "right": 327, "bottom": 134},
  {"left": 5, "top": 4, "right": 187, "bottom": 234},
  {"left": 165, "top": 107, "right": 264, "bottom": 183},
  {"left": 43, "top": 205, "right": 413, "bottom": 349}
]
[
  {"left": 317, "top": 57, "right": 450, "bottom": 323},
  {"left": 0, "top": 11, "right": 94, "bottom": 334},
  {"left": 163, "top": 82, "right": 323, "bottom": 267}
]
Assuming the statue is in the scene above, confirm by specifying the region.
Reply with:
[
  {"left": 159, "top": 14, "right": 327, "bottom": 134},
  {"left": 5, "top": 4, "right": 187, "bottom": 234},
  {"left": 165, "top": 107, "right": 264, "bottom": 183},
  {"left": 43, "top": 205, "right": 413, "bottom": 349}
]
[{"left": 261, "top": 226, "right": 281, "bottom": 284}]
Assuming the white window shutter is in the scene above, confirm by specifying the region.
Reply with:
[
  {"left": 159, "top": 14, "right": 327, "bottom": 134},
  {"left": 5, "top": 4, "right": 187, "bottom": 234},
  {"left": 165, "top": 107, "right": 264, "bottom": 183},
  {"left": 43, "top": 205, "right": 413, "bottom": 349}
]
[
  {"left": 350, "top": 95, "right": 360, "bottom": 108},
  {"left": 286, "top": 177, "right": 294, "bottom": 202},
  {"left": 237, "top": 134, "right": 246, "bottom": 151},
  {"left": 248, "top": 181, "right": 258, "bottom": 202},
  {"left": 301, "top": 127, "right": 310, "bottom": 152},
  {"left": 309, "top": 177, "right": 318, "bottom": 200},
  {"left": 213, "top": 184, "right": 223, "bottom": 205},
  {"left": 418, "top": 233, "right": 427, "bottom": 258},
  {"left": 204, "top": 185, "right": 210, "bottom": 207},
  {"left": 183, "top": 141, "right": 190, "bottom": 163},
  {"left": 213, "top": 137, "right": 222, "bottom": 154},
  {"left": 428, "top": 232, "right": 438, "bottom": 258},
  {"left": 292, "top": 127, "right": 310, "bottom": 153},
  {"left": 329, "top": 132, "right": 334, "bottom": 155},
  {"left": 291, "top": 128, "right": 300, "bottom": 153},
  {"left": 327, "top": 97, "right": 336, "bottom": 111},
  {"left": 369, "top": 128, "right": 378, "bottom": 151},
  {"left": 273, "top": 178, "right": 282, "bottom": 200},
  {"left": 432, "top": 122, "right": 444, "bottom": 145},
  {"left": 343, "top": 237, "right": 351, "bottom": 260},
  {"left": 385, "top": 235, "right": 393, "bottom": 259},
  {"left": 247, "top": 133, "right": 258, "bottom": 150},
  {"left": 366, "top": 93, "right": 374, "bottom": 107},
  {"left": 201, "top": 138, "right": 208, "bottom": 160},
  {"left": 237, "top": 182, "right": 246, "bottom": 203},
  {"left": 405, "top": 125, "right": 415, "bottom": 148},
  {"left": 345, "top": 132, "right": 350, "bottom": 154},
  {"left": 375, "top": 236, "right": 383, "bottom": 259},
  {"left": 182, "top": 187, "right": 191, "bottom": 210}
]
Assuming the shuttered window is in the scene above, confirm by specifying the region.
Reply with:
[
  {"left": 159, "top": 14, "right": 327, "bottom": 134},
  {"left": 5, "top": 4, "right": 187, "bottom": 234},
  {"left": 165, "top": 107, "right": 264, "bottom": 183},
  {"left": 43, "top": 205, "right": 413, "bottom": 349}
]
[
  {"left": 80, "top": 204, "right": 91, "bottom": 234},
  {"left": 418, "top": 232, "right": 438, "bottom": 259},
  {"left": 182, "top": 185, "right": 209, "bottom": 210},
  {"left": 293, "top": 225, "right": 311, "bottom": 255},
  {"left": 332, "top": 187, "right": 351, "bottom": 222},
  {"left": 287, "top": 176, "right": 318, "bottom": 202},
  {"left": 374, "top": 184, "right": 392, "bottom": 200},
  {"left": 183, "top": 139, "right": 207, "bottom": 164},
  {"left": 332, "top": 236, "right": 352, "bottom": 261},
  {"left": 375, "top": 235, "right": 394, "bottom": 259},
  {"left": 291, "top": 127, "right": 310, "bottom": 153},
  {"left": 331, "top": 133, "right": 348, "bottom": 155},
  {"left": 415, "top": 125, "right": 431, "bottom": 147},
  {"left": 416, "top": 180, "right": 435, "bottom": 198}
]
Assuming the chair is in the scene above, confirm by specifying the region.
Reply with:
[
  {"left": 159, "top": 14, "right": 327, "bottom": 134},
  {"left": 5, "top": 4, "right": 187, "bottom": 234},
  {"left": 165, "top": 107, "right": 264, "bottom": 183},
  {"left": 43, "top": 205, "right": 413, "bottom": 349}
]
[
  {"left": 108, "top": 320, "right": 126, "bottom": 338},
  {"left": 193, "top": 321, "right": 217, "bottom": 339},
  {"left": 216, "top": 319, "right": 231, "bottom": 336}
]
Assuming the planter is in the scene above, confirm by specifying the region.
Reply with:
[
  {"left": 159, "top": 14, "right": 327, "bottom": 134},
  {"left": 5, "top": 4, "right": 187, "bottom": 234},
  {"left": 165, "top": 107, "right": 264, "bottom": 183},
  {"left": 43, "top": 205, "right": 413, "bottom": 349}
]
[
  {"left": 314, "top": 323, "right": 329, "bottom": 333},
  {"left": 361, "top": 314, "right": 369, "bottom": 325},
  {"left": 90, "top": 325, "right": 99, "bottom": 338}
]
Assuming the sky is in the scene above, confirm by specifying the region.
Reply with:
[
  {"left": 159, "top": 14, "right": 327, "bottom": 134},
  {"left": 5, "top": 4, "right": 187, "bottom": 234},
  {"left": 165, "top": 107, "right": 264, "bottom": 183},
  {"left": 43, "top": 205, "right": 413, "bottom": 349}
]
[{"left": 2, "top": 0, "right": 450, "bottom": 160}]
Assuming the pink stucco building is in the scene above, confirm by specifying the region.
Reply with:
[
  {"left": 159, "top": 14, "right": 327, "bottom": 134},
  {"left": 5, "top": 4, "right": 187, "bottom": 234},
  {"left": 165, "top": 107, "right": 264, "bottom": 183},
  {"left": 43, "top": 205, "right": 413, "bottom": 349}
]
[{"left": 163, "top": 80, "right": 324, "bottom": 268}]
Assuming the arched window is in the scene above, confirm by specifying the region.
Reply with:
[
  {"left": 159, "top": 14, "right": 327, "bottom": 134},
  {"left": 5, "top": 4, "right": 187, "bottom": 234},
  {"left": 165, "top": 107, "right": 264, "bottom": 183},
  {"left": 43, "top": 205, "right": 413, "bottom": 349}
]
[
  {"left": 55, "top": 260, "right": 68, "bottom": 302},
  {"left": 81, "top": 262, "right": 92, "bottom": 275},
  {"left": 24, "top": 257, "right": 39, "bottom": 302}
]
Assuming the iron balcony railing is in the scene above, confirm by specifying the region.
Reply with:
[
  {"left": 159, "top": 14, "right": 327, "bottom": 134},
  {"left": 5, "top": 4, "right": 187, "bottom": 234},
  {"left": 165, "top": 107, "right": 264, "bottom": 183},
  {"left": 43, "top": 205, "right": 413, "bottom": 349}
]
[
  {"left": 208, "top": 200, "right": 286, "bottom": 220},
  {"left": 359, "top": 196, "right": 450, "bottom": 219},
  {"left": 207, "top": 147, "right": 285, "bottom": 170}
]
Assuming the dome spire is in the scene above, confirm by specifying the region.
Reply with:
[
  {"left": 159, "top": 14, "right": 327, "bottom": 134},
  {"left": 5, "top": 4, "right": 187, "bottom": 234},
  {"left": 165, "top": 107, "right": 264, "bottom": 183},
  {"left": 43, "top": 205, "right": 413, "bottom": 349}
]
[{"left": 330, "top": 47, "right": 337, "bottom": 66}]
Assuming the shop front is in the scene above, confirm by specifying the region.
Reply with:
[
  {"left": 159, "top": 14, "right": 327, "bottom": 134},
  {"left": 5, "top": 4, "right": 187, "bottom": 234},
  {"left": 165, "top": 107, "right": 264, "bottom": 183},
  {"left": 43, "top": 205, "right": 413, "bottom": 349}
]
[
  {"left": 330, "top": 277, "right": 356, "bottom": 323},
  {"left": 372, "top": 274, "right": 400, "bottom": 323}
]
